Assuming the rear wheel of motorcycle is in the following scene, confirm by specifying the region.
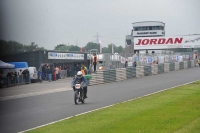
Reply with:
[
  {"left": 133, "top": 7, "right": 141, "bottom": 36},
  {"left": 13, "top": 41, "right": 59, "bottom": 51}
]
[{"left": 74, "top": 91, "right": 79, "bottom": 105}]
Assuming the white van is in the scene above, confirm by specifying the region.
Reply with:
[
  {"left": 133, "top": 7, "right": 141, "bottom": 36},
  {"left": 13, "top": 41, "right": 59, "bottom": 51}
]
[{"left": 29, "top": 67, "right": 38, "bottom": 82}]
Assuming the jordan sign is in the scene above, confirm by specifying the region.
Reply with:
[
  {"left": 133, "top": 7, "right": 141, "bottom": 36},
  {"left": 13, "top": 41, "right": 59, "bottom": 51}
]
[{"left": 134, "top": 35, "right": 200, "bottom": 50}]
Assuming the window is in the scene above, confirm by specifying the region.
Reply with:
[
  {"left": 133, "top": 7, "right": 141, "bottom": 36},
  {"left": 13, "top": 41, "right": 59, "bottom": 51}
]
[
  {"left": 156, "top": 26, "right": 160, "bottom": 30},
  {"left": 142, "top": 27, "right": 146, "bottom": 31},
  {"left": 134, "top": 27, "right": 138, "bottom": 31},
  {"left": 149, "top": 26, "right": 152, "bottom": 30},
  {"left": 152, "top": 26, "right": 156, "bottom": 30}
]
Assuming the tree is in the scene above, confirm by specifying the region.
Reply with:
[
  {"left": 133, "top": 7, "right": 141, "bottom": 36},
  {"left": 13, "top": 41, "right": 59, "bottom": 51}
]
[
  {"left": 0, "top": 40, "right": 46, "bottom": 56},
  {"left": 85, "top": 42, "right": 100, "bottom": 51}
]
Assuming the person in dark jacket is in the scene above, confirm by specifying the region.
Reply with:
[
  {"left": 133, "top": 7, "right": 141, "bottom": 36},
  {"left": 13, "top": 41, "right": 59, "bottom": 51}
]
[{"left": 47, "top": 66, "right": 52, "bottom": 82}]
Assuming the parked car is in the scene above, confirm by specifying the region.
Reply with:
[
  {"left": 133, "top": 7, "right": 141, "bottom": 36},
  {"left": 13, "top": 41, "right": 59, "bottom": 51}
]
[{"left": 29, "top": 67, "right": 38, "bottom": 82}]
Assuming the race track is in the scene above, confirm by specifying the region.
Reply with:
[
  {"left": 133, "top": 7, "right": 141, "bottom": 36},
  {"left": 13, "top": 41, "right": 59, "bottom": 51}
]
[{"left": 0, "top": 67, "right": 199, "bottom": 133}]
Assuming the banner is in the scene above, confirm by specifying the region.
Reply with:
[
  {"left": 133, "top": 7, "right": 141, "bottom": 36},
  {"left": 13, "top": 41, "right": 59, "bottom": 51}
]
[
  {"left": 134, "top": 35, "right": 200, "bottom": 50},
  {"left": 128, "top": 57, "right": 133, "bottom": 66},
  {"left": 121, "top": 57, "right": 126, "bottom": 64},
  {"left": 147, "top": 56, "right": 152, "bottom": 63},
  {"left": 48, "top": 52, "right": 84, "bottom": 60}
]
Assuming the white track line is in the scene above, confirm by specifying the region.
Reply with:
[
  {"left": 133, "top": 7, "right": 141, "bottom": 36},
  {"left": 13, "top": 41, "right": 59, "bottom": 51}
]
[{"left": 18, "top": 79, "right": 199, "bottom": 133}]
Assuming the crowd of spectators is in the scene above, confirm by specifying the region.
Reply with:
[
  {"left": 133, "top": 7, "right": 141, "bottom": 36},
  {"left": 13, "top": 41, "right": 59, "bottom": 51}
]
[{"left": 0, "top": 69, "right": 31, "bottom": 88}]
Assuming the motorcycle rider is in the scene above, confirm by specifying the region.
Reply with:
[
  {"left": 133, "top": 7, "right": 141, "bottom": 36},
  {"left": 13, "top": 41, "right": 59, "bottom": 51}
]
[{"left": 71, "top": 71, "right": 88, "bottom": 98}]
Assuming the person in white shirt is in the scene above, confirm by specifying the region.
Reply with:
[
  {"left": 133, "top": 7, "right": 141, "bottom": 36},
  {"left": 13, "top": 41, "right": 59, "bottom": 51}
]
[
  {"left": 56, "top": 66, "right": 59, "bottom": 80},
  {"left": 18, "top": 69, "right": 23, "bottom": 85}
]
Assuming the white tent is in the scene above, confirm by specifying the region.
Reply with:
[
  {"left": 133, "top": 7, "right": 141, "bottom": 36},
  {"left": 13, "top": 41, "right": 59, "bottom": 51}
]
[{"left": 0, "top": 60, "right": 15, "bottom": 68}]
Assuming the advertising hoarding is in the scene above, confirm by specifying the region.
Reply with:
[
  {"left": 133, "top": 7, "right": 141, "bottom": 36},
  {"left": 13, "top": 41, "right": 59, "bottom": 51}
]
[
  {"left": 48, "top": 52, "right": 84, "bottom": 60},
  {"left": 134, "top": 35, "right": 200, "bottom": 50}
]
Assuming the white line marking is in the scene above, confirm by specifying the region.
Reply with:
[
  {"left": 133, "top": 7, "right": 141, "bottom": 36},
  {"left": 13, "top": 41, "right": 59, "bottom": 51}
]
[{"left": 18, "top": 79, "right": 200, "bottom": 133}]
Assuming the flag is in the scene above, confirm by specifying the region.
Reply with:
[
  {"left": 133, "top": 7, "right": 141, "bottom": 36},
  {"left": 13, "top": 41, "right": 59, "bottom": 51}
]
[
  {"left": 99, "top": 40, "right": 102, "bottom": 53},
  {"left": 80, "top": 47, "right": 82, "bottom": 52}
]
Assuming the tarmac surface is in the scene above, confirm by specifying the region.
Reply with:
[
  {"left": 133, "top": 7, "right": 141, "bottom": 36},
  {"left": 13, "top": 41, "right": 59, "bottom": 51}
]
[{"left": 0, "top": 67, "right": 200, "bottom": 133}]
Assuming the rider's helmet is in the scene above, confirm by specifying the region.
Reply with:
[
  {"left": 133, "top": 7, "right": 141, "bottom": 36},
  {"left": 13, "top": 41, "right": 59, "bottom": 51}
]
[{"left": 77, "top": 71, "right": 82, "bottom": 79}]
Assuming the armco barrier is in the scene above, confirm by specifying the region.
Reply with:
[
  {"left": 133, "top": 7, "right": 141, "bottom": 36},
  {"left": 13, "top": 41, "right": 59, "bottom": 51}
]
[
  {"left": 188, "top": 61, "right": 191, "bottom": 68},
  {"left": 158, "top": 64, "right": 164, "bottom": 74},
  {"left": 184, "top": 61, "right": 188, "bottom": 69},
  {"left": 126, "top": 67, "right": 135, "bottom": 79},
  {"left": 164, "top": 63, "right": 170, "bottom": 72},
  {"left": 116, "top": 68, "right": 126, "bottom": 81},
  {"left": 88, "top": 60, "right": 196, "bottom": 86},
  {"left": 179, "top": 62, "right": 184, "bottom": 70},
  {"left": 151, "top": 64, "right": 158, "bottom": 75},
  {"left": 169, "top": 62, "right": 175, "bottom": 71},
  {"left": 136, "top": 66, "right": 144, "bottom": 78},
  {"left": 175, "top": 62, "right": 179, "bottom": 71},
  {"left": 144, "top": 66, "right": 151, "bottom": 76}
]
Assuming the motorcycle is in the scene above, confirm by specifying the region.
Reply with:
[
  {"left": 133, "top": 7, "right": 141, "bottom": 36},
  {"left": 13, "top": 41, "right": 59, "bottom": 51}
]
[{"left": 74, "top": 82, "right": 85, "bottom": 105}]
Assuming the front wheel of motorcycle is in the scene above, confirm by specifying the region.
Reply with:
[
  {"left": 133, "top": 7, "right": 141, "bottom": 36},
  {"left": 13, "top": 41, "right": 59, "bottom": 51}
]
[
  {"left": 74, "top": 90, "right": 79, "bottom": 105},
  {"left": 81, "top": 91, "right": 85, "bottom": 104}
]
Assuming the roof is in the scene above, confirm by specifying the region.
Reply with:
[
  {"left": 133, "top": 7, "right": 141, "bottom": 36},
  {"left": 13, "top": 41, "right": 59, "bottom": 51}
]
[{"left": 132, "top": 21, "right": 165, "bottom": 25}]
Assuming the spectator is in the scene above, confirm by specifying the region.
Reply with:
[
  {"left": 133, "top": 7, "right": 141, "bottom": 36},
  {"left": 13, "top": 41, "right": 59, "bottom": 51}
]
[
  {"left": 109, "top": 63, "right": 113, "bottom": 69},
  {"left": 51, "top": 66, "right": 54, "bottom": 81},
  {"left": 25, "top": 69, "right": 30, "bottom": 83},
  {"left": 10, "top": 72, "right": 15, "bottom": 85},
  {"left": 38, "top": 69, "right": 43, "bottom": 83},
  {"left": 7, "top": 72, "right": 12, "bottom": 87},
  {"left": 14, "top": 71, "right": 18, "bottom": 85},
  {"left": 125, "top": 61, "right": 128, "bottom": 68},
  {"left": 76, "top": 64, "right": 81, "bottom": 74},
  {"left": 81, "top": 67, "right": 85, "bottom": 76},
  {"left": 53, "top": 66, "right": 57, "bottom": 81},
  {"left": 66, "top": 65, "right": 70, "bottom": 77},
  {"left": 0, "top": 74, "right": 3, "bottom": 88},
  {"left": 18, "top": 69, "right": 23, "bottom": 85},
  {"left": 22, "top": 70, "right": 26, "bottom": 84},
  {"left": 194, "top": 52, "right": 198, "bottom": 59},
  {"left": 133, "top": 61, "right": 137, "bottom": 67},
  {"left": 47, "top": 66, "right": 52, "bottom": 82},
  {"left": 198, "top": 59, "right": 200, "bottom": 67},
  {"left": 56, "top": 66, "right": 59, "bottom": 80},
  {"left": 92, "top": 53, "right": 98, "bottom": 72}
]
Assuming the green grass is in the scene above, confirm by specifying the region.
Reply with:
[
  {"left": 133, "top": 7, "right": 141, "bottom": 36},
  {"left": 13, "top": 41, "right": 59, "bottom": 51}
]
[{"left": 27, "top": 80, "right": 200, "bottom": 133}]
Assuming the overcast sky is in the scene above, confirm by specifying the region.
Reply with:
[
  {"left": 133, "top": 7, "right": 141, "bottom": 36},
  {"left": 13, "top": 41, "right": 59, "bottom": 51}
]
[{"left": 0, "top": 0, "right": 199, "bottom": 50}]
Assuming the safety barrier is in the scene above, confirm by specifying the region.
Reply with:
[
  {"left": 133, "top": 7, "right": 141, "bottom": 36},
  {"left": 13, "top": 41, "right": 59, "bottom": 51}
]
[{"left": 88, "top": 60, "right": 197, "bottom": 86}]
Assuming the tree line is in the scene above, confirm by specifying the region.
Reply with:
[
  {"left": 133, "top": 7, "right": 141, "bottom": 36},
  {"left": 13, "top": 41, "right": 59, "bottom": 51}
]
[
  {"left": 0, "top": 40, "right": 124, "bottom": 56},
  {"left": 0, "top": 40, "right": 45, "bottom": 56},
  {"left": 54, "top": 42, "right": 124, "bottom": 53}
]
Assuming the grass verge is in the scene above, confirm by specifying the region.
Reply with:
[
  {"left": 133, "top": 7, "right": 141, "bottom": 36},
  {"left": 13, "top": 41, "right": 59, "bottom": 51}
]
[{"left": 26, "top": 80, "right": 200, "bottom": 133}]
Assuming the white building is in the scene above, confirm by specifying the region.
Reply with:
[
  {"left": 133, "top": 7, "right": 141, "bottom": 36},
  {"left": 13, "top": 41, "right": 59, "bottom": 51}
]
[
  {"left": 125, "top": 21, "right": 165, "bottom": 53},
  {"left": 132, "top": 21, "right": 165, "bottom": 37}
]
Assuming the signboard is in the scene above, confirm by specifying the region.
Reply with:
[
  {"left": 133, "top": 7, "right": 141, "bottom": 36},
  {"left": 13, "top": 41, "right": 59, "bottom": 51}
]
[
  {"left": 175, "top": 55, "right": 183, "bottom": 61},
  {"left": 48, "top": 52, "right": 84, "bottom": 60},
  {"left": 128, "top": 57, "right": 133, "bottom": 66},
  {"left": 164, "top": 55, "right": 169, "bottom": 62},
  {"left": 147, "top": 57, "right": 152, "bottom": 63},
  {"left": 121, "top": 57, "right": 126, "bottom": 64},
  {"left": 134, "top": 35, "right": 200, "bottom": 50},
  {"left": 158, "top": 56, "right": 165, "bottom": 64}
]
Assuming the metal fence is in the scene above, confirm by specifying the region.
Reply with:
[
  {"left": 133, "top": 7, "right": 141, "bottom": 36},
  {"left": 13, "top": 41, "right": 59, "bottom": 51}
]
[{"left": 96, "top": 52, "right": 197, "bottom": 70}]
